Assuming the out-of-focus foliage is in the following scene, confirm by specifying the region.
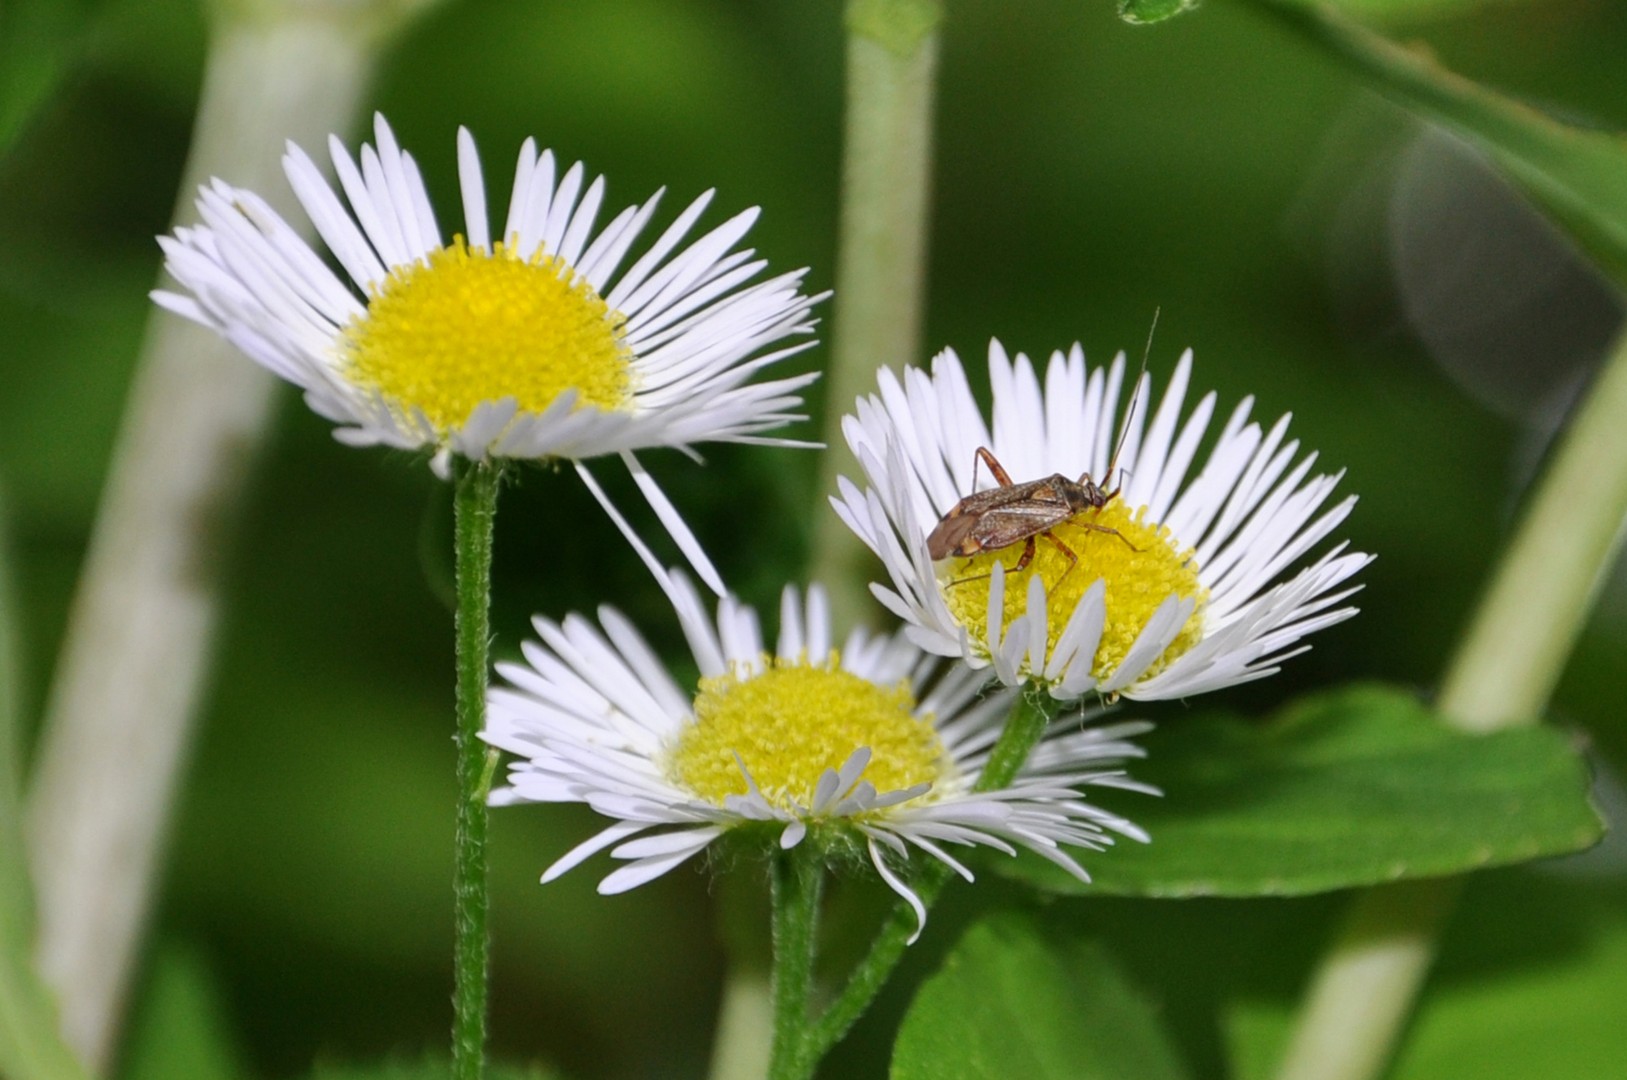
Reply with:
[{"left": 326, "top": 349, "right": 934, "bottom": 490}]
[
  {"left": 309, "top": 1062, "right": 556, "bottom": 1080},
  {"left": 1223, "top": 872, "right": 1627, "bottom": 1080},
  {"left": 1252, "top": 0, "right": 1627, "bottom": 288},
  {"left": 1, "top": 0, "right": 1624, "bottom": 1077},
  {"left": 0, "top": 0, "right": 109, "bottom": 154},
  {"left": 1270, "top": 0, "right": 1536, "bottom": 25},
  {"left": 892, "top": 914, "right": 1189, "bottom": 1080},
  {"left": 0, "top": 491, "right": 87, "bottom": 1080},
  {"left": 999, "top": 683, "right": 1603, "bottom": 897},
  {"left": 120, "top": 947, "right": 240, "bottom": 1080}
]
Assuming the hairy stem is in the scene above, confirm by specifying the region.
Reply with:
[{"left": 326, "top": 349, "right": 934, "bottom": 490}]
[
  {"left": 766, "top": 847, "right": 824, "bottom": 1080},
  {"left": 452, "top": 463, "right": 501, "bottom": 1080}
]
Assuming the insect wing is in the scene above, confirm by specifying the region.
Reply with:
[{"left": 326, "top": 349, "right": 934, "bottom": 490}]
[
  {"left": 926, "top": 511, "right": 981, "bottom": 560},
  {"left": 949, "top": 500, "right": 1075, "bottom": 556}
]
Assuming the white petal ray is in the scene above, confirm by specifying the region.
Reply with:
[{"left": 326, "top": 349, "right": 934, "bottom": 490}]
[
  {"left": 868, "top": 837, "right": 928, "bottom": 944},
  {"left": 456, "top": 127, "right": 490, "bottom": 252},
  {"left": 620, "top": 450, "right": 727, "bottom": 596}
]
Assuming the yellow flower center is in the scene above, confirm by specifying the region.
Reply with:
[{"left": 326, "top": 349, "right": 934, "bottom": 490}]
[
  {"left": 940, "top": 499, "right": 1207, "bottom": 683},
  {"left": 341, "top": 238, "right": 634, "bottom": 435},
  {"left": 667, "top": 654, "right": 947, "bottom": 814}
]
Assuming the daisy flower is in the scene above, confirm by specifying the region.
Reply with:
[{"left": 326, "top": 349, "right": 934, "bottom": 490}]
[
  {"left": 833, "top": 340, "right": 1371, "bottom": 700},
  {"left": 153, "top": 113, "right": 822, "bottom": 591},
  {"left": 483, "top": 575, "right": 1154, "bottom": 938}
]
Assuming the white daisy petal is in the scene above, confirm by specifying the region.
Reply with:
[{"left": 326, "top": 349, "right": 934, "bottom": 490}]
[
  {"left": 501, "top": 137, "right": 537, "bottom": 246},
  {"left": 620, "top": 449, "right": 726, "bottom": 596},
  {"left": 868, "top": 837, "right": 929, "bottom": 945},
  {"left": 456, "top": 126, "right": 490, "bottom": 252},
  {"left": 541, "top": 820, "right": 650, "bottom": 884},
  {"left": 599, "top": 830, "right": 722, "bottom": 894}
]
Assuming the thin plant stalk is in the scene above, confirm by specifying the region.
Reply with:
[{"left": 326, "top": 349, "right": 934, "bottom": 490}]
[
  {"left": 22, "top": 11, "right": 379, "bottom": 1069},
  {"left": 767, "top": 691, "right": 1056, "bottom": 1079},
  {"left": 1273, "top": 324, "right": 1627, "bottom": 1080},
  {"left": 766, "top": 847, "right": 823, "bottom": 1080},
  {"left": 453, "top": 464, "right": 502, "bottom": 1080},
  {"left": 808, "top": 0, "right": 944, "bottom": 632}
]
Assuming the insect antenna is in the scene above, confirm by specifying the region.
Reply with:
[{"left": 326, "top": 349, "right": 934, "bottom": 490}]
[{"left": 1103, "top": 306, "right": 1160, "bottom": 499}]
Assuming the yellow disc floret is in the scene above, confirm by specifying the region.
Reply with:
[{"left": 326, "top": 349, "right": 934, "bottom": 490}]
[
  {"left": 342, "top": 238, "right": 633, "bottom": 435},
  {"left": 940, "top": 499, "right": 1207, "bottom": 683},
  {"left": 668, "top": 654, "right": 947, "bottom": 814}
]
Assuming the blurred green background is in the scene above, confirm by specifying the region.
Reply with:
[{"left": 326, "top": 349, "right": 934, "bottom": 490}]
[{"left": 2, "top": 0, "right": 1625, "bottom": 1076}]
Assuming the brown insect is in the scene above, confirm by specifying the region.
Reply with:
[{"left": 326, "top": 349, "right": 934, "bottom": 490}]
[
  {"left": 928, "top": 318, "right": 1161, "bottom": 585},
  {"left": 926, "top": 448, "right": 1136, "bottom": 584}
]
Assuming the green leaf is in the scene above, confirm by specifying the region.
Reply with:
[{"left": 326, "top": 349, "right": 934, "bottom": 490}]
[
  {"left": 0, "top": 0, "right": 107, "bottom": 156},
  {"left": 1389, "top": 877, "right": 1627, "bottom": 1080},
  {"left": 0, "top": 485, "right": 91, "bottom": 1080},
  {"left": 1118, "top": 0, "right": 1202, "bottom": 26},
  {"left": 1274, "top": 0, "right": 1526, "bottom": 20},
  {"left": 1247, "top": 0, "right": 1627, "bottom": 288},
  {"left": 120, "top": 946, "right": 242, "bottom": 1080},
  {"left": 1225, "top": 872, "right": 1627, "bottom": 1080},
  {"left": 892, "top": 912, "right": 1190, "bottom": 1080},
  {"left": 997, "top": 684, "right": 1602, "bottom": 898},
  {"left": 310, "top": 1062, "right": 558, "bottom": 1080}
]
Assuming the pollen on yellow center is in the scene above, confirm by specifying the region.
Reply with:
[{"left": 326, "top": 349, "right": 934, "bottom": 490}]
[
  {"left": 940, "top": 499, "right": 1207, "bottom": 683},
  {"left": 342, "top": 238, "right": 633, "bottom": 434},
  {"left": 667, "top": 654, "right": 947, "bottom": 814}
]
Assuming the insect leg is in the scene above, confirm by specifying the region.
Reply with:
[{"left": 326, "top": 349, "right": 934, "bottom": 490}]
[
  {"left": 1079, "top": 521, "right": 1141, "bottom": 552},
  {"left": 946, "top": 564, "right": 994, "bottom": 588},
  {"left": 972, "top": 447, "right": 1015, "bottom": 491},
  {"left": 1042, "top": 532, "right": 1080, "bottom": 586},
  {"left": 947, "top": 536, "right": 1035, "bottom": 589},
  {"left": 1009, "top": 535, "right": 1039, "bottom": 573}
]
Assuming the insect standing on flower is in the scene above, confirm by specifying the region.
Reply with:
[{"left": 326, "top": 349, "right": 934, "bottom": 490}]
[
  {"left": 925, "top": 448, "right": 1137, "bottom": 584},
  {"left": 927, "top": 315, "right": 1162, "bottom": 586}
]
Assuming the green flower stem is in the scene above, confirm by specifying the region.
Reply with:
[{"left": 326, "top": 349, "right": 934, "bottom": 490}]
[
  {"left": 453, "top": 462, "right": 502, "bottom": 1080},
  {"left": 1275, "top": 325, "right": 1627, "bottom": 1080},
  {"left": 808, "top": 0, "right": 944, "bottom": 632},
  {"left": 767, "top": 845, "right": 825, "bottom": 1080},
  {"left": 974, "top": 690, "right": 1059, "bottom": 794},
  {"left": 795, "top": 691, "right": 1057, "bottom": 1074},
  {"left": 21, "top": 10, "right": 382, "bottom": 1069}
]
